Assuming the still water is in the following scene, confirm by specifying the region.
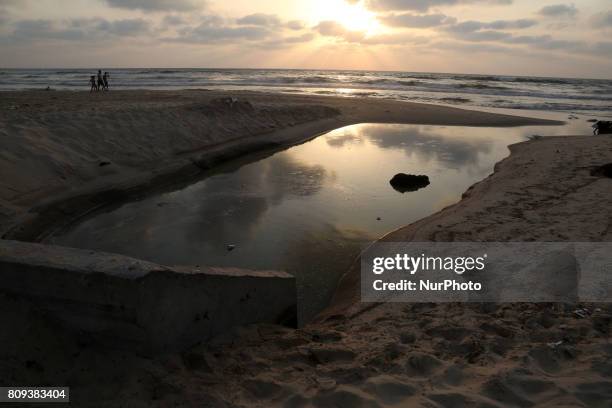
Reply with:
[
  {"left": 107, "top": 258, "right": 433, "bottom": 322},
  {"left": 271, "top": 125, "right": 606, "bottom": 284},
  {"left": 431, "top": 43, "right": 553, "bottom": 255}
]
[{"left": 51, "top": 123, "right": 563, "bottom": 322}]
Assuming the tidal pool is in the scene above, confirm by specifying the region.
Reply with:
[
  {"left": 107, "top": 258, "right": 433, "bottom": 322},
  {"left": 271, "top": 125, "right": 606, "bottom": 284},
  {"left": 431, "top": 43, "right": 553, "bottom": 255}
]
[{"left": 51, "top": 123, "right": 552, "bottom": 322}]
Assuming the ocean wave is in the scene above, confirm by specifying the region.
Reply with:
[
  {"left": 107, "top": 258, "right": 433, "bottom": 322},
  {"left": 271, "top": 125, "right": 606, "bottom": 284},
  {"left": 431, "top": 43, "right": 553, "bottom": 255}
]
[
  {"left": 143, "top": 75, "right": 193, "bottom": 80},
  {"left": 2, "top": 68, "right": 611, "bottom": 117},
  {"left": 396, "top": 80, "right": 420, "bottom": 86},
  {"left": 450, "top": 75, "right": 502, "bottom": 82},
  {"left": 54, "top": 71, "right": 88, "bottom": 74},
  {"left": 357, "top": 78, "right": 392, "bottom": 85},
  {"left": 439, "top": 97, "right": 472, "bottom": 103},
  {"left": 457, "top": 83, "right": 510, "bottom": 90},
  {"left": 507, "top": 77, "right": 572, "bottom": 85},
  {"left": 486, "top": 101, "right": 612, "bottom": 112},
  {"left": 301, "top": 75, "right": 335, "bottom": 84}
]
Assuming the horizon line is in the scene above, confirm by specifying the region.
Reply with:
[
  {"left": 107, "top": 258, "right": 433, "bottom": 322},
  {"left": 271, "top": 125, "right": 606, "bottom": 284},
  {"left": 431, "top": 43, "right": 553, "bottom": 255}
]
[{"left": 1, "top": 67, "right": 610, "bottom": 81}]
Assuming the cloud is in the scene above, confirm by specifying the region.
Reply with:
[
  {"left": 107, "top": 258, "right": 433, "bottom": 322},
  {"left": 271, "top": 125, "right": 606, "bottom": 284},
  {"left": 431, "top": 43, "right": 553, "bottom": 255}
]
[
  {"left": 286, "top": 20, "right": 305, "bottom": 30},
  {"left": 11, "top": 20, "right": 83, "bottom": 41},
  {"left": 160, "top": 13, "right": 312, "bottom": 48},
  {"left": 315, "top": 20, "right": 347, "bottom": 36},
  {"left": 313, "top": 20, "right": 431, "bottom": 45},
  {"left": 163, "top": 15, "right": 188, "bottom": 26},
  {"left": 437, "top": 27, "right": 612, "bottom": 60},
  {"left": 0, "top": 0, "right": 20, "bottom": 7},
  {"left": 361, "top": 32, "right": 431, "bottom": 44},
  {"left": 594, "top": 41, "right": 612, "bottom": 56},
  {"left": 537, "top": 4, "right": 578, "bottom": 18},
  {"left": 256, "top": 32, "right": 315, "bottom": 49},
  {"left": 445, "top": 19, "right": 536, "bottom": 34},
  {"left": 173, "top": 26, "right": 270, "bottom": 42},
  {"left": 366, "top": 0, "right": 512, "bottom": 12},
  {"left": 446, "top": 20, "right": 485, "bottom": 33},
  {"left": 504, "top": 34, "right": 552, "bottom": 44},
  {"left": 236, "top": 13, "right": 281, "bottom": 27},
  {"left": 486, "top": 19, "right": 537, "bottom": 30},
  {"left": 101, "top": 19, "right": 151, "bottom": 36},
  {"left": 379, "top": 13, "right": 456, "bottom": 28},
  {"left": 166, "top": 16, "right": 274, "bottom": 43},
  {"left": 314, "top": 21, "right": 365, "bottom": 42},
  {"left": 434, "top": 39, "right": 514, "bottom": 53},
  {"left": 0, "top": 0, "right": 21, "bottom": 22},
  {"left": 9, "top": 18, "right": 152, "bottom": 42},
  {"left": 283, "top": 33, "right": 315, "bottom": 43},
  {"left": 455, "top": 29, "right": 512, "bottom": 41},
  {"left": 590, "top": 10, "right": 612, "bottom": 29},
  {"left": 103, "top": 0, "right": 202, "bottom": 12}
]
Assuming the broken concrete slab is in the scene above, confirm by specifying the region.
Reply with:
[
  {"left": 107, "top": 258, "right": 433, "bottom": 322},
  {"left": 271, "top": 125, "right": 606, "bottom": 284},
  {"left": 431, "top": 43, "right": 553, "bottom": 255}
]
[{"left": 0, "top": 239, "right": 296, "bottom": 354}]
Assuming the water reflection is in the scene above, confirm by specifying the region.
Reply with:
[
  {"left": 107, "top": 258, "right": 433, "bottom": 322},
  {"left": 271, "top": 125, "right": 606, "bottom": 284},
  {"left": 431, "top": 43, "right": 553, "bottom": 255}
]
[
  {"left": 368, "top": 126, "right": 494, "bottom": 170},
  {"left": 51, "top": 123, "right": 552, "bottom": 322}
]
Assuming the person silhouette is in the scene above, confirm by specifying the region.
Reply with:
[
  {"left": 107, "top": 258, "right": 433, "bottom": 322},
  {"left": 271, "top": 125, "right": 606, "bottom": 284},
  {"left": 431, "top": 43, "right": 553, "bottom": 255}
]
[
  {"left": 103, "top": 72, "right": 110, "bottom": 90},
  {"left": 89, "top": 75, "right": 97, "bottom": 92},
  {"left": 97, "top": 70, "right": 104, "bottom": 91}
]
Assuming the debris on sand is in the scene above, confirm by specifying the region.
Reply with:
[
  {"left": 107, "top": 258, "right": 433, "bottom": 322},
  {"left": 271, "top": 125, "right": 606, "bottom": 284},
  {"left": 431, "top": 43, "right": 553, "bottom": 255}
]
[
  {"left": 590, "top": 163, "right": 612, "bottom": 178},
  {"left": 592, "top": 120, "right": 612, "bottom": 135}
]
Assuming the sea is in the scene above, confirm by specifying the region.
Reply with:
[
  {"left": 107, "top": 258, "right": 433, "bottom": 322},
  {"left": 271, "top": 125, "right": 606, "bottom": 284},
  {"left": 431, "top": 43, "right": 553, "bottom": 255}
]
[{"left": 1, "top": 68, "right": 611, "bottom": 120}]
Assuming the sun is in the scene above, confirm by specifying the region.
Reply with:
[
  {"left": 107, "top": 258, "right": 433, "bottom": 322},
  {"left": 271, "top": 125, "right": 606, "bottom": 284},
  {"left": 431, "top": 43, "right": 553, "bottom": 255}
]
[{"left": 312, "top": 0, "right": 382, "bottom": 35}]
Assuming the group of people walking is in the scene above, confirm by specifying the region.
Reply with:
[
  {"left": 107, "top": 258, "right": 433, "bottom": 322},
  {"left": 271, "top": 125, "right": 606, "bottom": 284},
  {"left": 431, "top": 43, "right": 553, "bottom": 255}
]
[{"left": 89, "top": 70, "right": 110, "bottom": 92}]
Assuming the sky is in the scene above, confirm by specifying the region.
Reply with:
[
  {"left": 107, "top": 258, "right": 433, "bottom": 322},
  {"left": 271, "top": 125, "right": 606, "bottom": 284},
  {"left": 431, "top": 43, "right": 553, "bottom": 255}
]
[{"left": 0, "top": 0, "right": 611, "bottom": 78}]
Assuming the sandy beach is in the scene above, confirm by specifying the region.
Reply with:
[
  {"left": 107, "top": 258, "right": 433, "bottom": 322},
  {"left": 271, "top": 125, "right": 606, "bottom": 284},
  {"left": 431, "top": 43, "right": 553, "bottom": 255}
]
[{"left": 1, "top": 90, "right": 611, "bottom": 407}]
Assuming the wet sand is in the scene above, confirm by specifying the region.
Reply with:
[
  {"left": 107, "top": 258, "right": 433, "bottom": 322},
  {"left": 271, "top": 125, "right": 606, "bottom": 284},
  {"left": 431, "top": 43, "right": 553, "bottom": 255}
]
[{"left": 2, "top": 90, "right": 610, "bottom": 407}]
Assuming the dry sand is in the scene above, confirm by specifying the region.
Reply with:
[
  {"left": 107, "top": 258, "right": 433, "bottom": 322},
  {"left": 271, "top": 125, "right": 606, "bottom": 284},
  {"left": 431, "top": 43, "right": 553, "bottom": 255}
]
[{"left": 1, "top": 90, "right": 611, "bottom": 407}]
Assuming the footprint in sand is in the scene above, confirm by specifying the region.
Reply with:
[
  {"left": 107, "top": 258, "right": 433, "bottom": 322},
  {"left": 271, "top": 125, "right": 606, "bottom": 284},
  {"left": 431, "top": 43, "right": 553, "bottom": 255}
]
[
  {"left": 364, "top": 375, "right": 417, "bottom": 405},
  {"left": 404, "top": 353, "right": 443, "bottom": 377}
]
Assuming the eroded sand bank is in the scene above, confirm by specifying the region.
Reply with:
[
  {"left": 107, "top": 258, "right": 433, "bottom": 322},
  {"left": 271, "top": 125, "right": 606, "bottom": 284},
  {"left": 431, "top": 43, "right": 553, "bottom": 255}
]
[{"left": 0, "top": 89, "right": 557, "bottom": 239}]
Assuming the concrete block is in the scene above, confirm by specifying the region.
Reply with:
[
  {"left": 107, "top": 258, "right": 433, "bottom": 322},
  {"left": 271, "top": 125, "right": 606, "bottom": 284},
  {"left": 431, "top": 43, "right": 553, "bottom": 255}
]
[{"left": 0, "top": 240, "right": 296, "bottom": 354}]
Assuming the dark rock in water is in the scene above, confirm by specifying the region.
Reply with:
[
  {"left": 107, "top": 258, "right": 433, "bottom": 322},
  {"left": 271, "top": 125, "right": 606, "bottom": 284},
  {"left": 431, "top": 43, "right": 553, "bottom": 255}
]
[
  {"left": 593, "top": 121, "right": 612, "bottom": 135},
  {"left": 390, "top": 173, "right": 430, "bottom": 193},
  {"left": 99, "top": 161, "right": 111, "bottom": 167}
]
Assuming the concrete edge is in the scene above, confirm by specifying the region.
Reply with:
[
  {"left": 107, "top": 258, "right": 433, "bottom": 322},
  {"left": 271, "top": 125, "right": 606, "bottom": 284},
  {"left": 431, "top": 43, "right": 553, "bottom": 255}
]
[{"left": 0, "top": 239, "right": 297, "bottom": 354}]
